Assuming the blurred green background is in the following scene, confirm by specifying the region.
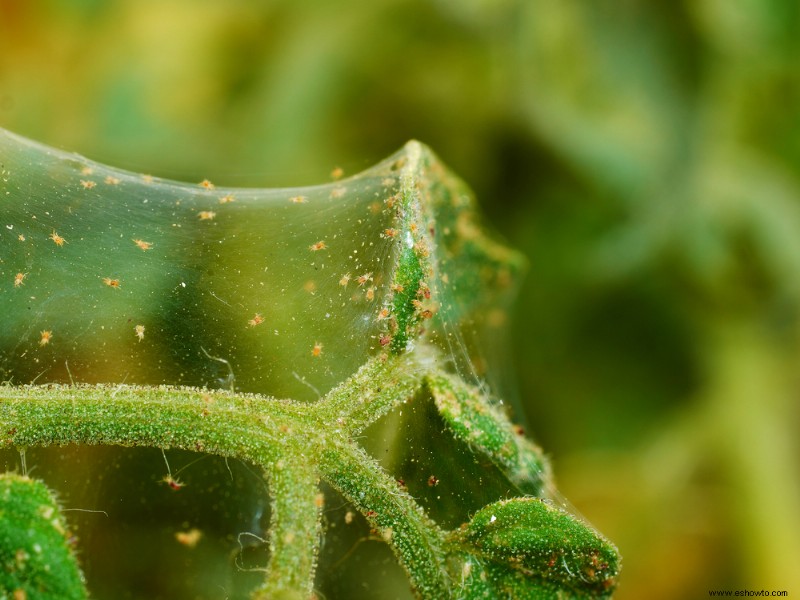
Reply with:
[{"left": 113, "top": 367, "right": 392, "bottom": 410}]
[{"left": 2, "top": 0, "right": 799, "bottom": 597}]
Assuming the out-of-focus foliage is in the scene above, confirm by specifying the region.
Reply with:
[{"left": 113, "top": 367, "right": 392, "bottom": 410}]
[{"left": 1, "top": 0, "right": 799, "bottom": 597}]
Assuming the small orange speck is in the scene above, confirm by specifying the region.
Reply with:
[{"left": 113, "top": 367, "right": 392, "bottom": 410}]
[
  {"left": 13, "top": 273, "right": 26, "bottom": 288},
  {"left": 377, "top": 308, "right": 390, "bottom": 321},
  {"left": 198, "top": 211, "right": 216, "bottom": 221},
  {"left": 175, "top": 528, "right": 202, "bottom": 548},
  {"left": 102, "top": 277, "right": 121, "bottom": 289},
  {"left": 134, "top": 325, "right": 145, "bottom": 341},
  {"left": 133, "top": 239, "right": 153, "bottom": 251},
  {"left": 331, "top": 166, "right": 344, "bottom": 180},
  {"left": 383, "top": 228, "right": 398, "bottom": 238},
  {"left": 356, "top": 272, "right": 373, "bottom": 286},
  {"left": 200, "top": 179, "right": 215, "bottom": 190},
  {"left": 289, "top": 195, "right": 307, "bottom": 204},
  {"left": 339, "top": 273, "right": 351, "bottom": 287},
  {"left": 105, "top": 175, "right": 121, "bottom": 185},
  {"left": 80, "top": 180, "right": 96, "bottom": 189},
  {"left": 309, "top": 241, "right": 327, "bottom": 252},
  {"left": 219, "top": 194, "right": 235, "bottom": 204},
  {"left": 39, "top": 330, "right": 52, "bottom": 346},
  {"left": 312, "top": 342, "right": 323, "bottom": 357},
  {"left": 248, "top": 313, "right": 264, "bottom": 327},
  {"left": 49, "top": 231, "right": 66, "bottom": 246}
]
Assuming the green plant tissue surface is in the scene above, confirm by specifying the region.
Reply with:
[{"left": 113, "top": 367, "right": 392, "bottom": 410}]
[
  {"left": 0, "top": 473, "right": 87, "bottom": 600},
  {"left": 0, "top": 128, "right": 618, "bottom": 599}
]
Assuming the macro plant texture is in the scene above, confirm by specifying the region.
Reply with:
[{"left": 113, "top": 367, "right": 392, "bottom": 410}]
[{"left": 0, "top": 129, "right": 619, "bottom": 599}]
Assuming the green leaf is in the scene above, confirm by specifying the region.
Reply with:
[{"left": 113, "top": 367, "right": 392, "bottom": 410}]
[
  {"left": 427, "top": 372, "right": 551, "bottom": 496},
  {"left": 0, "top": 473, "right": 88, "bottom": 600},
  {"left": 449, "top": 498, "right": 619, "bottom": 599}
]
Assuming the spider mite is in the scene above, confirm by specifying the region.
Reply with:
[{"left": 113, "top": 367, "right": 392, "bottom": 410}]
[
  {"left": 161, "top": 449, "right": 185, "bottom": 491},
  {"left": 105, "top": 175, "right": 121, "bottom": 185},
  {"left": 13, "top": 272, "right": 26, "bottom": 287},
  {"left": 309, "top": 241, "right": 327, "bottom": 252},
  {"left": 163, "top": 474, "right": 184, "bottom": 491},
  {"left": 80, "top": 180, "right": 96, "bottom": 189},
  {"left": 418, "top": 281, "right": 431, "bottom": 299},
  {"left": 365, "top": 287, "right": 375, "bottom": 302},
  {"left": 331, "top": 166, "right": 344, "bottom": 180},
  {"left": 39, "top": 330, "right": 53, "bottom": 346},
  {"left": 289, "top": 195, "right": 307, "bottom": 204},
  {"left": 219, "top": 194, "right": 235, "bottom": 204},
  {"left": 339, "top": 273, "right": 351, "bottom": 287},
  {"left": 312, "top": 342, "right": 323, "bottom": 357},
  {"left": 49, "top": 231, "right": 66, "bottom": 246},
  {"left": 198, "top": 211, "right": 216, "bottom": 221},
  {"left": 102, "top": 277, "right": 121, "bottom": 289},
  {"left": 248, "top": 313, "right": 264, "bottom": 327},
  {"left": 356, "top": 272, "right": 373, "bottom": 286},
  {"left": 134, "top": 324, "right": 145, "bottom": 342},
  {"left": 133, "top": 239, "right": 153, "bottom": 251},
  {"left": 199, "top": 179, "right": 215, "bottom": 190}
]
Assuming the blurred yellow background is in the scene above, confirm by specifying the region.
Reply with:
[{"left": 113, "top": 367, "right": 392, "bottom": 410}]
[{"left": 2, "top": 1, "right": 799, "bottom": 597}]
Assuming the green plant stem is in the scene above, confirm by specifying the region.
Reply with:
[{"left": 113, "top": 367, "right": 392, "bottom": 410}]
[
  {"left": 0, "top": 350, "right": 461, "bottom": 598},
  {"left": 320, "top": 442, "right": 451, "bottom": 598},
  {"left": 256, "top": 459, "right": 321, "bottom": 600}
]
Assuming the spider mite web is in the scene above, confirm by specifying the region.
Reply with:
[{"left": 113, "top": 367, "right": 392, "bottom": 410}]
[
  {"left": 0, "top": 129, "right": 588, "bottom": 599},
  {"left": 0, "top": 129, "right": 401, "bottom": 401},
  {"left": 0, "top": 127, "right": 529, "bottom": 421}
]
